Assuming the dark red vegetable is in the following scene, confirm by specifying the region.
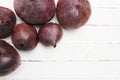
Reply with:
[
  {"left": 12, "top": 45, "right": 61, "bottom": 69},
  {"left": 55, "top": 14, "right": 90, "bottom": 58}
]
[
  {"left": 14, "top": 0, "right": 55, "bottom": 25},
  {"left": 56, "top": 0, "right": 91, "bottom": 30},
  {"left": 0, "top": 40, "right": 20, "bottom": 76},
  {"left": 38, "top": 23, "right": 63, "bottom": 48},
  {"left": 0, "top": 6, "right": 16, "bottom": 38},
  {"left": 12, "top": 23, "right": 38, "bottom": 51}
]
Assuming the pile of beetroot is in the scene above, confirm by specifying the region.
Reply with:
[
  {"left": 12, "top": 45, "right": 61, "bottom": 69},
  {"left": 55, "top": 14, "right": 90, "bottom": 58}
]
[{"left": 0, "top": 0, "right": 91, "bottom": 76}]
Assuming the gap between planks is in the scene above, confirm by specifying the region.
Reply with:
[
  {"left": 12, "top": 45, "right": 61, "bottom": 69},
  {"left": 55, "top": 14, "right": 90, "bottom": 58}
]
[
  {"left": 86, "top": 24, "right": 120, "bottom": 27},
  {"left": 21, "top": 60, "right": 120, "bottom": 62},
  {"left": 94, "top": 7, "right": 120, "bottom": 9},
  {"left": 6, "top": 41, "right": 120, "bottom": 45}
]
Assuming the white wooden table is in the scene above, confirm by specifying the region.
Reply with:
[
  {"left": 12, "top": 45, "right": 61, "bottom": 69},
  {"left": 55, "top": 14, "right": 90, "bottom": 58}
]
[{"left": 0, "top": 0, "right": 120, "bottom": 79}]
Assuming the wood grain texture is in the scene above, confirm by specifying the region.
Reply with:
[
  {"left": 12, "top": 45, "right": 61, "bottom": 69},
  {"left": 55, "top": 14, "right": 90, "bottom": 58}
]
[
  {"left": 1, "top": 62, "right": 120, "bottom": 79},
  {"left": 0, "top": 0, "right": 120, "bottom": 79}
]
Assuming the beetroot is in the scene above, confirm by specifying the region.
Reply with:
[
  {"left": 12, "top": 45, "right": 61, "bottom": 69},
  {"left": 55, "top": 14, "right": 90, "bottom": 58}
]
[
  {"left": 0, "top": 40, "right": 20, "bottom": 76},
  {"left": 38, "top": 23, "right": 63, "bottom": 48},
  {"left": 12, "top": 23, "right": 38, "bottom": 51},
  {"left": 14, "top": 0, "right": 55, "bottom": 25},
  {"left": 56, "top": 0, "right": 91, "bottom": 30},
  {"left": 0, "top": 7, "right": 16, "bottom": 38}
]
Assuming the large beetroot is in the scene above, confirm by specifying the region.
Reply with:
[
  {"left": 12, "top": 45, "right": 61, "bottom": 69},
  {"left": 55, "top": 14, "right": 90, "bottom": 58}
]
[
  {"left": 57, "top": 0, "right": 91, "bottom": 30},
  {"left": 0, "top": 7, "right": 16, "bottom": 38},
  {"left": 14, "top": 0, "right": 55, "bottom": 25},
  {"left": 0, "top": 40, "right": 20, "bottom": 76}
]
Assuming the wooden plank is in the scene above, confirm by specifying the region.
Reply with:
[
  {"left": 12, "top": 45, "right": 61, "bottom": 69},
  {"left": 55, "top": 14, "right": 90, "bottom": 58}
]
[
  {"left": 88, "top": 8, "right": 120, "bottom": 26},
  {"left": 17, "top": 42, "right": 120, "bottom": 61},
  {"left": 90, "top": 0, "right": 120, "bottom": 8},
  {"left": 0, "top": 0, "right": 120, "bottom": 26},
  {"left": 1, "top": 62, "right": 120, "bottom": 79},
  {"left": 2, "top": 25, "right": 120, "bottom": 61}
]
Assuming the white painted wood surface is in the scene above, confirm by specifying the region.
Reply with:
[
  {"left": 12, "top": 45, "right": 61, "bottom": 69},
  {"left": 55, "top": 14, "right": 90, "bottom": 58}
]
[{"left": 0, "top": 0, "right": 120, "bottom": 79}]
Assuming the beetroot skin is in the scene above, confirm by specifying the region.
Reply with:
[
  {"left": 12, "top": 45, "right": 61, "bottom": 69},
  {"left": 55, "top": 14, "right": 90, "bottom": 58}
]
[
  {"left": 57, "top": 0, "right": 91, "bottom": 30},
  {"left": 0, "top": 7, "right": 16, "bottom": 38},
  {"left": 12, "top": 23, "right": 38, "bottom": 51},
  {"left": 38, "top": 23, "right": 63, "bottom": 48},
  {"left": 14, "top": 0, "right": 55, "bottom": 25},
  {"left": 0, "top": 40, "right": 20, "bottom": 76}
]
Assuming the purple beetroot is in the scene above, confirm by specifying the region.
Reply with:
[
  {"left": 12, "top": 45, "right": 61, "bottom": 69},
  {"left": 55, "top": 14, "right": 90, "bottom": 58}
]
[
  {"left": 56, "top": 0, "right": 91, "bottom": 30},
  {"left": 0, "top": 40, "right": 20, "bottom": 76},
  {"left": 12, "top": 23, "right": 38, "bottom": 51},
  {"left": 14, "top": 0, "right": 55, "bottom": 25},
  {"left": 38, "top": 23, "right": 63, "bottom": 48},
  {"left": 0, "top": 7, "right": 16, "bottom": 38}
]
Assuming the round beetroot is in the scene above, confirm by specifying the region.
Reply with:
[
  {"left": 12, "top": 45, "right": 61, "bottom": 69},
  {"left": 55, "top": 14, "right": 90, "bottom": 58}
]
[
  {"left": 38, "top": 23, "right": 63, "bottom": 48},
  {"left": 0, "top": 40, "right": 20, "bottom": 76},
  {"left": 0, "top": 7, "right": 16, "bottom": 38},
  {"left": 12, "top": 23, "right": 38, "bottom": 51},
  {"left": 14, "top": 0, "right": 55, "bottom": 25},
  {"left": 56, "top": 0, "right": 91, "bottom": 30}
]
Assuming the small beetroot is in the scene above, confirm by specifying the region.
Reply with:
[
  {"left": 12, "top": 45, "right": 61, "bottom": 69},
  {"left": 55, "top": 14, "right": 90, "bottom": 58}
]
[
  {"left": 12, "top": 23, "right": 38, "bottom": 51},
  {"left": 0, "top": 40, "right": 20, "bottom": 76},
  {"left": 38, "top": 23, "right": 63, "bottom": 48},
  {"left": 0, "top": 6, "right": 16, "bottom": 38}
]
